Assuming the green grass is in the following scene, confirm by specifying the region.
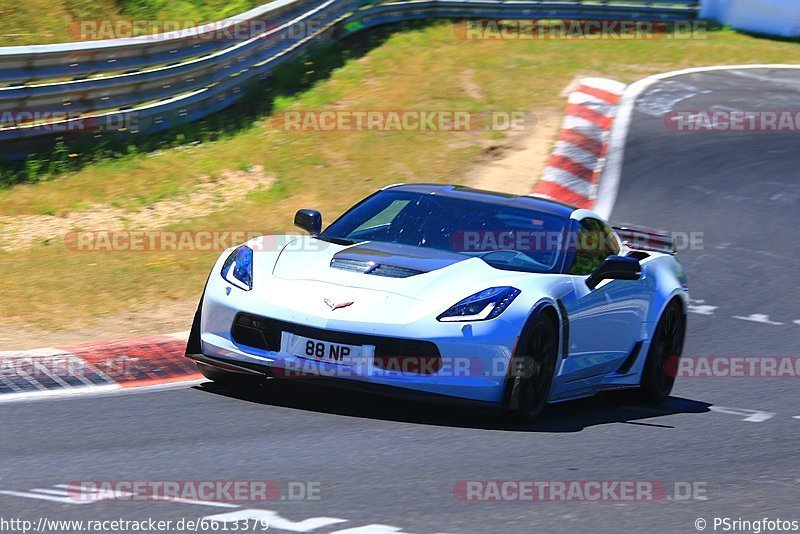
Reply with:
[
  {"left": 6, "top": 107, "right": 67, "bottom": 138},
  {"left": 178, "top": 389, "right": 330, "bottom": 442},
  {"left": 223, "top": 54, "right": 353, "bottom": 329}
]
[
  {"left": 119, "top": 0, "right": 265, "bottom": 22},
  {"left": 0, "top": 22, "right": 798, "bottom": 332},
  {"left": 0, "top": 0, "right": 265, "bottom": 46}
]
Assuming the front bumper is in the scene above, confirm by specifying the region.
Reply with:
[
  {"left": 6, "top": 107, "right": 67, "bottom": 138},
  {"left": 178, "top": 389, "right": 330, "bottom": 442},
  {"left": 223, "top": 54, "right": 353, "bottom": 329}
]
[
  {"left": 188, "top": 353, "right": 505, "bottom": 409},
  {"left": 198, "top": 284, "right": 519, "bottom": 404}
]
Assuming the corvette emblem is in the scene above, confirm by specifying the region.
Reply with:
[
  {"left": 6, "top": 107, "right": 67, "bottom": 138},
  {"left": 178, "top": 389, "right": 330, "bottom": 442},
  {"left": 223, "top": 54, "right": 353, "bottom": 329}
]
[{"left": 324, "top": 298, "right": 354, "bottom": 311}]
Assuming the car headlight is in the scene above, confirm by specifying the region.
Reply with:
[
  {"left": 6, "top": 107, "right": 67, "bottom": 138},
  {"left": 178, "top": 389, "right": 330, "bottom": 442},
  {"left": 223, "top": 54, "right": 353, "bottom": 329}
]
[
  {"left": 221, "top": 245, "right": 253, "bottom": 291},
  {"left": 437, "top": 287, "right": 520, "bottom": 322}
]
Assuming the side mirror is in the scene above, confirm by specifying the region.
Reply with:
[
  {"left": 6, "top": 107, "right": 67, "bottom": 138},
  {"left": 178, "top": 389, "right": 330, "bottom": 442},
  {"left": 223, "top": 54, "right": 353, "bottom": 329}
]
[
  {"left": 586, "top": 255, "right": 641, "bottom": 289},
  {"left": 294, "top": 209, "right": 322, "bottom": 235}
]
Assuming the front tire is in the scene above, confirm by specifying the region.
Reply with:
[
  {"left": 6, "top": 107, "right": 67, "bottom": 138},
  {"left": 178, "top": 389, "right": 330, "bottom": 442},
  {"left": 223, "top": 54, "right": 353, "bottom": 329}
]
[
  {"left": 506, "top": 314, "right": 558, "bottom": 423},
  {"left": 639, "top": 300, "right": 686, "bottom": 403},
  {"left": 188, "top": 294, "right": 265, "bottom": 388}
]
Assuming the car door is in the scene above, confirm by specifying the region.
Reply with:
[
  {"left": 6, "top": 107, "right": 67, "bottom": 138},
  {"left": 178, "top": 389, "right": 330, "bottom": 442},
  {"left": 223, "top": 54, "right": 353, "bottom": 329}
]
[{"left": 552, "top": 217, "right": 648, "bottom": 397}]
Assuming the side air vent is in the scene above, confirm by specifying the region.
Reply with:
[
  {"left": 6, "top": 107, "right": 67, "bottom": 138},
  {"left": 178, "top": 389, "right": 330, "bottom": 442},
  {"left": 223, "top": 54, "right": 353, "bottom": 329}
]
[
  {"left": 330, "top": 258, "right": 423, "bottom": 278},
  {"left": 615, "top": 341, "right": 644, "bottom": 374}
]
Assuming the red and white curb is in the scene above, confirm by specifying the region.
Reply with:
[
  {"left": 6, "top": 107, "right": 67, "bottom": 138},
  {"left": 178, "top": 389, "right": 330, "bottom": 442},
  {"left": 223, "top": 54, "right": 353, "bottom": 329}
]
[
  {"left": 0, "top": 332, "right": 200, "bottom": 401},
  {"left": 533, "top": 77, "right": 627, "bottom": 209}
]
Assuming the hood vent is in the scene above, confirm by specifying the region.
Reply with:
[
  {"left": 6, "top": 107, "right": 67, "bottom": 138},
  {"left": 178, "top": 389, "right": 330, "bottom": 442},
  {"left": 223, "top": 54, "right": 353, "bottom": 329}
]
[{"left": 330, "top": 258, "right": 423, "bottom": 278}]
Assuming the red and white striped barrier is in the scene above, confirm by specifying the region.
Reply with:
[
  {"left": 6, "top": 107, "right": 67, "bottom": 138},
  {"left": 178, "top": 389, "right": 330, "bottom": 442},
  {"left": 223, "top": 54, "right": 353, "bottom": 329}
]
[{"left": 533, "top": 78, "right": 627, "bottom": 209}]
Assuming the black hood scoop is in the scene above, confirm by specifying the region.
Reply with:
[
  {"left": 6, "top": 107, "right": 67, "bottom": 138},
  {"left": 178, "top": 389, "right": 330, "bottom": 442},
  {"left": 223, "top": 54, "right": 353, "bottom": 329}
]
[{"left": 330, "top": 242, "right": 467, "bottom": 278}]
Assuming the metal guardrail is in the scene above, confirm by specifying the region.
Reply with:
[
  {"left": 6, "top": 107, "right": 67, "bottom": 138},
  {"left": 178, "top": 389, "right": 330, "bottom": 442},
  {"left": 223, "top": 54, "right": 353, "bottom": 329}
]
[{"left": 0, "top": 0, "right": 699, "bottom": 160}]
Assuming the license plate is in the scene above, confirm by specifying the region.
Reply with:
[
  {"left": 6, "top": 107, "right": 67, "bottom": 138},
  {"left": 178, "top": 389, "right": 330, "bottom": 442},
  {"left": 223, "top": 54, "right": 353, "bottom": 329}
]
[{"left": 286, "top": 334, "right": 363, "bottom": 365}]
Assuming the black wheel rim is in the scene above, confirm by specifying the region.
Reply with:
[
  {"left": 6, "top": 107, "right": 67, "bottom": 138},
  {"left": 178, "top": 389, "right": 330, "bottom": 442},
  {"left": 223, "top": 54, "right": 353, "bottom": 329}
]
[
  {"left": 519, "top": 322, "right": 556, "bottom": 416},
  {"left": 654, "top": 304, "right": 684, "bottom": 395}
]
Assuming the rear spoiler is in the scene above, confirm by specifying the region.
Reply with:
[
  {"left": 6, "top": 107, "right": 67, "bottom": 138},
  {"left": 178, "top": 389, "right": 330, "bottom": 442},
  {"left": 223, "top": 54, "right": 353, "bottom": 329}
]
[{"left": 612, "top": 225, "right": 676, "bottom": 255}]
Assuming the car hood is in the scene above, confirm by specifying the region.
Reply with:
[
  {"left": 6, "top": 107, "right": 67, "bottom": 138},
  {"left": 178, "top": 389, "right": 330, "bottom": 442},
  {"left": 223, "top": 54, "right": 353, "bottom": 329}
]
[
  {"left": 240, "top": 235, "right": 567, "bottom": 326},
  {"left": 267, "top": 236, "right": 518, "bottom": 301}
]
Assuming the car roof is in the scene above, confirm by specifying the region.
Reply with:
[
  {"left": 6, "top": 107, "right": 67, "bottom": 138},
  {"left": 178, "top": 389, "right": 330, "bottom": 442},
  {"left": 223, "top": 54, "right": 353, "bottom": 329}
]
[{"left": 383, "top": 184, "right": 577, "bottom": 218}]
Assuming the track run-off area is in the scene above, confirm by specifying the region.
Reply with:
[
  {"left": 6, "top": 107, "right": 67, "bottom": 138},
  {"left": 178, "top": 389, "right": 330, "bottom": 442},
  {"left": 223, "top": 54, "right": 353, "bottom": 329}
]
[{"left": 1, "top": 67, "right": 799, "bottom": 533}]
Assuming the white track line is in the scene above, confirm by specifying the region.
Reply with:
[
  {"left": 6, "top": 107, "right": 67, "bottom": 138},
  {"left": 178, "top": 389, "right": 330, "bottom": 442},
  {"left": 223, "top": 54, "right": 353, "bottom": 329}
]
[
  {"left": 0, "top": 379, "right": 205, "bottom": 405},
  {"left": 594, "top": 64, "right": 800, "bottom": 220}
]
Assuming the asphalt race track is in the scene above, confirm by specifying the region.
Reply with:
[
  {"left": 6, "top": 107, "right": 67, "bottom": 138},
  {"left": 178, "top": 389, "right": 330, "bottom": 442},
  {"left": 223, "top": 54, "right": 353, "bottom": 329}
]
[{"left": 2, "top": 68, "right": 799, "bottom": 533}]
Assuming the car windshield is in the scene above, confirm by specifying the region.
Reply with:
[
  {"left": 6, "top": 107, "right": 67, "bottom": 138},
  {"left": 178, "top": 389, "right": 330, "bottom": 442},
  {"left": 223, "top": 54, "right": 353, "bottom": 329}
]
[{"left": 319, "top": 190, "right": 569, "bottom": 273}]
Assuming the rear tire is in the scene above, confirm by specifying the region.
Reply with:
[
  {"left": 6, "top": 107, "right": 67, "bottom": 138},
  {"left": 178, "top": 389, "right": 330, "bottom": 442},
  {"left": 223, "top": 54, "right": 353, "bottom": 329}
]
[
  {"left": 506, "top": 314, "right": 558, "bottom": 423},
  {"left": 638, "top": 300, "right": 686, "bottom": 403}
]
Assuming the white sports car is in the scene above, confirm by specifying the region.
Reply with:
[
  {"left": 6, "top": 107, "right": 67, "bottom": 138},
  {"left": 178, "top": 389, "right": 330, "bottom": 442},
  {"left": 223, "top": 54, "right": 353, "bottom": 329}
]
[{"left": 186, "top": 184, "right": 688, "bottom": 421}]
